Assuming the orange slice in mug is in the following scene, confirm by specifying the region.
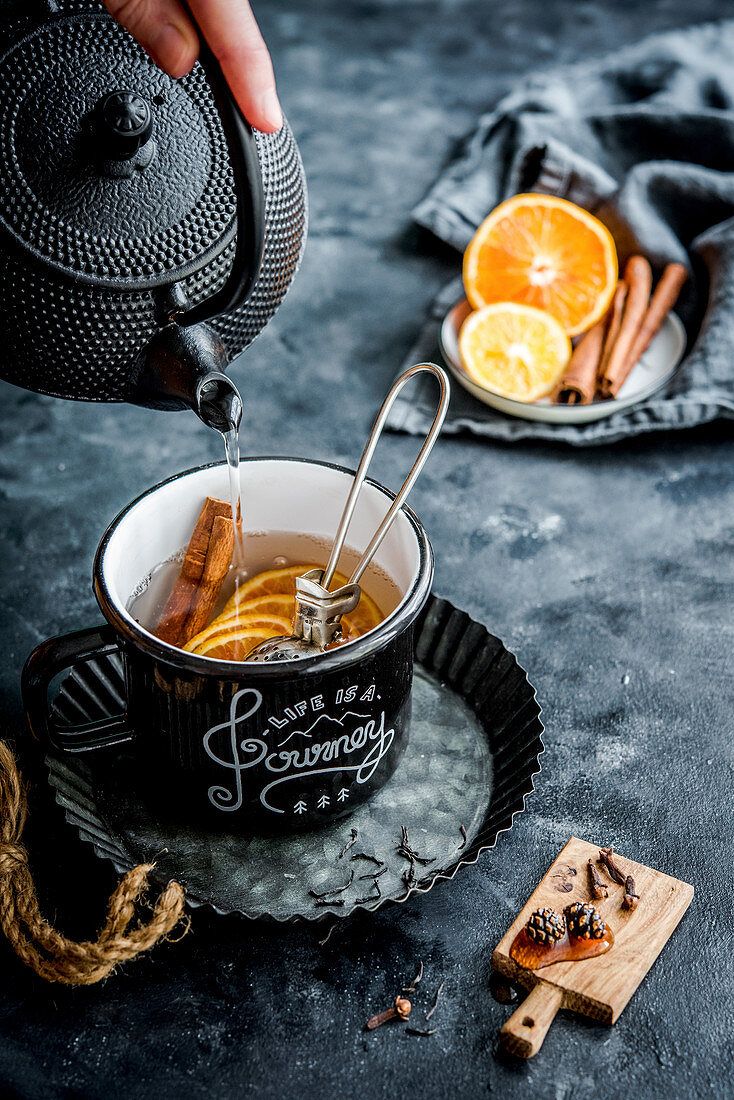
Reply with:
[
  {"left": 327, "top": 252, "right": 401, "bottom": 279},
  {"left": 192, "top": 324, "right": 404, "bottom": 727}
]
[
  {"left": 222, "top": 565, "right": 383, "bottom": 640},
  {"left": 196, "top": 594, "right": 295, "bottom": 633},
  {"left": 223, "top": 565, "right": 312, "bottom": 610},
  {"left": 342, "top": 585, "right": 383, "bottom": 638},
  {"left": 187, "top": 627, "right": 276, "bottom": 661},
  {"left": 463, "top": 193, "right": 618, "bottom": 336},
  {"left": 238, "top": 593, "right": 294, "bottom": 618},
  {"left": 184, "top": 612, "right": 293, "bottom": 657}
]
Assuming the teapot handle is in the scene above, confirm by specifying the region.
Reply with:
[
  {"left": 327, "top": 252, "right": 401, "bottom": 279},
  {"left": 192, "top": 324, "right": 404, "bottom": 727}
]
[{"left": 175, "top": 18, "right": 265, "bottom": 328}]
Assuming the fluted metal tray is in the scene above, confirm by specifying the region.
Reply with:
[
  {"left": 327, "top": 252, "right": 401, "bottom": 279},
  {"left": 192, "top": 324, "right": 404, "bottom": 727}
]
[{"left": 46, "top": 594, "right": 544, "bottom": 922}]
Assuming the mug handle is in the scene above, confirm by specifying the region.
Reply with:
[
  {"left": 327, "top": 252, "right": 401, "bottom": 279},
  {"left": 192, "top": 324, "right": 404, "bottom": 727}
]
[{"left": 22, "top": 625, "right": 133, "bottom": 754}]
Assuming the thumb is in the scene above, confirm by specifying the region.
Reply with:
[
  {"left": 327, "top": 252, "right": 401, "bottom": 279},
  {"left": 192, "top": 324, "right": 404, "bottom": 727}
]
[{"left": 102, "top": 0, "right": 200, "bottom": 79}]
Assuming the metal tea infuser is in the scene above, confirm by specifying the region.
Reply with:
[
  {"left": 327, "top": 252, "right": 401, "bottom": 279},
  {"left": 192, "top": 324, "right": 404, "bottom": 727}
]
[{"left": 247, "top": 362, "right": 451, "bottom": 662}]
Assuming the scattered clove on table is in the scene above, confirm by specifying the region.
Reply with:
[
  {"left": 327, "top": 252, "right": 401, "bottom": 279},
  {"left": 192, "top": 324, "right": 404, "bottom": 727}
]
[
  {"left": 365, "top": 996, "right": 411, "bottom": 1030},
  {"left": 365, "top": 965, "right": 443, "bottom": 1039}
]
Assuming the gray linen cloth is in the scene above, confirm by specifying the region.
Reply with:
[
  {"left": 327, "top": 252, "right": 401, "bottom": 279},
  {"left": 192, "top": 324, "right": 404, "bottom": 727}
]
[{"left": 388, "top": 21, "right": 734, "bottom": 445}]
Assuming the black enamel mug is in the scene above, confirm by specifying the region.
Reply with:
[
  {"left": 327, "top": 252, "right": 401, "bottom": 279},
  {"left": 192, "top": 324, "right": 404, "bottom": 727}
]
[{"left": 22, "top": 459, "right": 433, "bottom": 834}]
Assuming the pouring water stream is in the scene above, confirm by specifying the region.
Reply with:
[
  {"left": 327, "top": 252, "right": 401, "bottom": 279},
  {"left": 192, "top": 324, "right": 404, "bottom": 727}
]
[{"left": 199, "top": 363, "right": 449, "bottom": 661}]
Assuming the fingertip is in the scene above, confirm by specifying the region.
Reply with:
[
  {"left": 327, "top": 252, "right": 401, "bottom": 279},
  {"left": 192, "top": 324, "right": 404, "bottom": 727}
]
[
  {"left": 254, "top": 118, "right": 283, "bottom": 135},
  {"left": 151, "top": 21, "right": 199, "bottom": 79},
  {"left": 255, "top": 89, "right": 283, "bottom": 133}
]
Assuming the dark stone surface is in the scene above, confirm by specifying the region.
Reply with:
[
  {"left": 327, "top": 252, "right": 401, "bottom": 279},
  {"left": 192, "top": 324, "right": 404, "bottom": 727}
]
[{"left": 0, "top": 1, "right": 732, "bottom": 1097}]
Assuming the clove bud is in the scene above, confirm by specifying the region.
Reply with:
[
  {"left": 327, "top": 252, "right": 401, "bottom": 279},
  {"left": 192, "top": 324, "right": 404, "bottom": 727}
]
[
  {"left": 622, "top": 874, "right": 640, "bottom": 911},
  {"left": 587, "top": 859, "right": 609, "bottom": 900},
  {"left": 598, "top": 846, "right": 627, "bottom": 887},
  {"left": 366, "top": 996, "right": 411, "bottom": 1030}
]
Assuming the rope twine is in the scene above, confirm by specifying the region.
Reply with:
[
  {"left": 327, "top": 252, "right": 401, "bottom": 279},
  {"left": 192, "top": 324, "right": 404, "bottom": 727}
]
[{"left": 0, "top": 741, "right": 188, "bottom": 984}]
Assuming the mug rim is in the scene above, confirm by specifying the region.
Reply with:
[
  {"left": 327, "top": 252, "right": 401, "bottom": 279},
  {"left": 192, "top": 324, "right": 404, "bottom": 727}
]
[{"left": 93, "top": 457, "right": 433, "bottom": 679}]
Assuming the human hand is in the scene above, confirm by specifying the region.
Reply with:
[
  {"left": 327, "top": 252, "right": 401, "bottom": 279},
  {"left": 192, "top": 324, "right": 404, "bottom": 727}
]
[{"left": 102, "top": 0, "right": 282, "bottom": 132}]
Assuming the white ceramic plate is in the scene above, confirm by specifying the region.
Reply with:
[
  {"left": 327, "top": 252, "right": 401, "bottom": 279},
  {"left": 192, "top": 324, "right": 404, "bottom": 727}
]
[{"left": 440, "top": 298, "right": 687, "bottom": 424}]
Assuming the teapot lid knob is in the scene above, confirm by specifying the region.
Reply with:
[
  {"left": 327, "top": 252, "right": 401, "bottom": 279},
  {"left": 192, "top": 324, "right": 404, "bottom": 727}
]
[{"left": 95, "top": 90, "right": 153, "bottom": 160}]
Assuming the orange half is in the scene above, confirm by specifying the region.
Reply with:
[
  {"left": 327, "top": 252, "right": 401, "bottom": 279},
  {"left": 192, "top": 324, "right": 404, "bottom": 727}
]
[{"left": 463, "top": 193, "right": 618, "bottom": 336}]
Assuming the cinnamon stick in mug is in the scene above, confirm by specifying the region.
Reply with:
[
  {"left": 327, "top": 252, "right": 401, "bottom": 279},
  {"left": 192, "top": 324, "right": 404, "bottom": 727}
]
[
  {"left": 555, "top": 318, "right": 606, "bottom": 405},
  {"left": 156, "top": 497, "right": 234, "bottom": 647},
  {"left": 598, "top": 255, "right": 652, "bottom": 398}
]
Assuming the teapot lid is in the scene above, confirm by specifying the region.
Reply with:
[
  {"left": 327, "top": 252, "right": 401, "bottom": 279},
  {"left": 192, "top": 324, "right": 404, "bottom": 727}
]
[{"left": 0, "top": 13, "right": 239, "bottom": 289}]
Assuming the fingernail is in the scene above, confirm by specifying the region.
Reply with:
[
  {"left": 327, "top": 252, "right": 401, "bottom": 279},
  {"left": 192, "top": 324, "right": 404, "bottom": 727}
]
[
  {"left": 150, "top": 22, "right": 193, "bottom": 78},
  {"left": 259, "top": 88, "right": 283, "bottom": 131}
]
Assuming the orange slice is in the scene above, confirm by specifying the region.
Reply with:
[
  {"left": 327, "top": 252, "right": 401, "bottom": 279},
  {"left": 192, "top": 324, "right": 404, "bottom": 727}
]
[
  {"left": 463, "top": 194, "right": 618, "bottom": 336},
  {"left": 223, "top": 565, "right": 313, "bottom": 611},
  {"left": 458, "top": 302, "right": 571, "bottom": 402},
  {"left": 184, "top": 612, "right": 293, "bottom": 655},
  {"left": 223, "top": 565, "right": 383, "bottom": 640},
  {"left": 237, "top": 593, "right": 294, "bottom": 618},
  {"left": 189, "top": 628, "right": 277, "bottom": 662},
  {"left": 343, "top": 590, "right": 382, "bottom": 639},
  {"left": 185, "top": 565, "right": 385, "bottom": 661},
  {"left": 197, "top": 594, "right": 295, "bottom": 633}
]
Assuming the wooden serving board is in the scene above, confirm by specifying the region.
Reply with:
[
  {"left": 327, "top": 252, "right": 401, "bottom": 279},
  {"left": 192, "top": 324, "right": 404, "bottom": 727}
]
[{"left": 492, "top": 836, "right": 694, "bottom": 1058}]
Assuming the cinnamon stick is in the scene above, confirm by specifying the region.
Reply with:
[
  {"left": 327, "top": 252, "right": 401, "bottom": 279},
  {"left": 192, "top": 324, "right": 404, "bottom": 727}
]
[
  {"left": 555, "top": 318, "right": 607, "bottom": 405},
  {"left": 598, "top": 255, "right": 652, "bottom": 398},
  {"left": 598, "top": 279, "right": 633, "bottom": 391},
  {"left": 598, "top": 279, "right": 628, "bottom": 387},
  {"left": 156, "top": 498, "right": 234, "bottom": 647},
  {"left": 626, "top": 262, "right": 687, "bottom": 369}
]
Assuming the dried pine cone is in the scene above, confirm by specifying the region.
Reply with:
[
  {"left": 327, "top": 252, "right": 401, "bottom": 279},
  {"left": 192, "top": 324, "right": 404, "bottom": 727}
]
[
  {"left": 526, "top": 907, "right": 566, "bottom": 945},
  {"left": 564, "top": 901, "right": 606, "bottom": 940}
]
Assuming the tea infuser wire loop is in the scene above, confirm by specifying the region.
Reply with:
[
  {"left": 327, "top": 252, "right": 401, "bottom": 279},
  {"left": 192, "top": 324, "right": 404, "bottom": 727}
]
[
  {"left": 246, "top": 363, "right": 450, "bottom": 661},
  {"left": 321, "top": 361, "right": 450, "bottom": 589}
]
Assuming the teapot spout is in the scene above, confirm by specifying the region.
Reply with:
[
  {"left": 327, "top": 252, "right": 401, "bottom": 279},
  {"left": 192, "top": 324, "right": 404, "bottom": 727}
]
[
  {"left": 196, "top": 374, "right": 242, "bottom": 433},
  {"left": 133, "top": 322, "right": 242, "bottom": 432}
]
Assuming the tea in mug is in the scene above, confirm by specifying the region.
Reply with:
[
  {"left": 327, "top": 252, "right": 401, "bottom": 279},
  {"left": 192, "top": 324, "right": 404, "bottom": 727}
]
[{"left": 129, "top": 507, "right": 400, "bottom": 661}]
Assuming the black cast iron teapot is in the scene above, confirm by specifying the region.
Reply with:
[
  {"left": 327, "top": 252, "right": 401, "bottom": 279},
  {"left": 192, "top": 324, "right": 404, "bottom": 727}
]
[{"left": 0, "top": 0, "right": 307, "bottom": 429}]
